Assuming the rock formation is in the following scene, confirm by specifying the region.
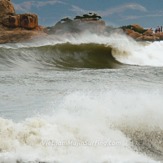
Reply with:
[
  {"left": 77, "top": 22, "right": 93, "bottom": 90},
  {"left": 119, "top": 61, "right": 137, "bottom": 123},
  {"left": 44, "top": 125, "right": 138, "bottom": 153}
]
[
  {"left": 2, "top": 14, "right": 20, "bottom": 28},
  {"left": 122, "top": 24, "right": 162, "bottom": 41},
  {"left": 47, "top": 13, "right": 106, "bottom": 34},
  {"left": 2, "top": 13, "right": 38, "bottom": 29},
  {"left": 20, "top": 14, "right": 38, "bottom": 29},
  {"left": 0, "top": 0, "right": 15, "bottom": 23},
  {"left": 0, "top": 0, "right": 44, "bottom": 44}
]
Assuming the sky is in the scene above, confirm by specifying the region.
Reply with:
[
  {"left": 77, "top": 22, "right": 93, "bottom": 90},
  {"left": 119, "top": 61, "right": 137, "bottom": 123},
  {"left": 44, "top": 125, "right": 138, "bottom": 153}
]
[{"left": 12, "top": 0, "right": 163, "bottom": 28}]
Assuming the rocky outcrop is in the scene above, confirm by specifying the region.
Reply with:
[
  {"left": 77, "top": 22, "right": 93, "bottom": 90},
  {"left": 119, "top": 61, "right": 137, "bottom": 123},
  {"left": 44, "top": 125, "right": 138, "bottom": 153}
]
[
  {"left": 125, "top": 29, "right": 142, "bottom": 39},
  {"left": 20, "top": 14, "right": 38, "bottom": 29},
  {"left": 2, "top": 14, "right": 20, "bottom": 27},
  {"left": 122, "top": 24, "right": 163, "bottom": 41},
  {"left": 155, "top": 32, "right": 163, "bottom": 40},
  {"left": 0, "top": 0, "right": 15, "bottom": 23},
  {"left": 47, "top": 13, "right": 106, "bottom": 34},
  {"left": 2, "top": 13, "right": 38, "bottom": 29},
  {"left": 0, "top": 0, "right": 45, "bottom": 43},
  {"left": 0, "top": 29, "right": 45, "bottom": 44}
]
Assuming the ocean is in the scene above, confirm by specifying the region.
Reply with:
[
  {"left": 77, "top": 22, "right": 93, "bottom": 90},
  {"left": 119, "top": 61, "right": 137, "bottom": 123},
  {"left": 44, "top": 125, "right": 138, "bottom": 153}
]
[{"left": 0, "top": 32, "right": 163, "bottom": 163}]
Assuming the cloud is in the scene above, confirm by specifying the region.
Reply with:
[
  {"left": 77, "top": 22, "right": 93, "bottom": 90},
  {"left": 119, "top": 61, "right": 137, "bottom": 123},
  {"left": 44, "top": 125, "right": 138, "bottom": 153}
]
[
  {"left": 70, "top": 3, "right": 147, "bottom": 17},
  {"left": 121, "top": 11, "right": 163, "bottom": 20},
  {"left": 14, "top": 1, "right": 33, "bottom": 12},
  {"left": 100, "top": 3, "right": 147, "bottom": 16},
  {"left": 36, "top": 0, "right": 65, "bottom": 8},
  {"left": 14, "top": 0, "right": 64, "bottom": 12},
  {"left": 71, "top": 5, "right": 89, "bottom": 15}
]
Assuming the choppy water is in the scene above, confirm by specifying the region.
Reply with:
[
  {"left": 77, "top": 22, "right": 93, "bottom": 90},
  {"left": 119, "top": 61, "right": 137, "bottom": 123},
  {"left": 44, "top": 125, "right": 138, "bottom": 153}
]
[{"left": 0, "top": 32, "right": 163, "bottom": 163}]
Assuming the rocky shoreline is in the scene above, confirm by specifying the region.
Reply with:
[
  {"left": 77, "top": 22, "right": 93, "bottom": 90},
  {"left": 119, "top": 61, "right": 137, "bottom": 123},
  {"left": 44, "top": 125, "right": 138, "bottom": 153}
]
[
  {"left": 1, "top": 0, "right": 163, "bottom": 44},
  {"left": 0, "top": 0, "right": 46, "bottom": 44},
  {"left": 122, "top": 24, "right": 163, "bottom": 41}
]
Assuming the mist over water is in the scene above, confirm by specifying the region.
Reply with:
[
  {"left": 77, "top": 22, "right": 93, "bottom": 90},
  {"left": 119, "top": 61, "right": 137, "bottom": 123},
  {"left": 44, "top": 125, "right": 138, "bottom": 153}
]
[{"left": 0, "top": 32, "right": 163, "bottom": 163}]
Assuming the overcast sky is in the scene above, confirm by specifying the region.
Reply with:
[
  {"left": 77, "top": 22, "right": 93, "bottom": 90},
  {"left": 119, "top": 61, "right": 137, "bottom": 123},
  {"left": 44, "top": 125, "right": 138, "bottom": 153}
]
[{"left": 12, "top": 0, "right": 163, "bottom": 27}]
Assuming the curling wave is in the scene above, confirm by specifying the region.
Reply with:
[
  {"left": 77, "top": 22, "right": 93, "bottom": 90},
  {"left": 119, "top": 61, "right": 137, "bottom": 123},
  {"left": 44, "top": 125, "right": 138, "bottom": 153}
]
[
  {"left": 0, "top": 43, "right": 123, "bottom": 70},
  {"left": 0, "top": 32, "right": 163, "bottom": 70}
]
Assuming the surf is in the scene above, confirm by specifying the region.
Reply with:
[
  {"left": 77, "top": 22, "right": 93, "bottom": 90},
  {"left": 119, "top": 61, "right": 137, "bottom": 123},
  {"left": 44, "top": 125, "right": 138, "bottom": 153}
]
[
  {"left": 0, "top": 90, "right": 163, "bottom": 163},
  {"left": 0, "top": 32, "right": 163, "bottom": 70},
  {"left": 0, "top": 32, "right": 163, "bottom": 163}
]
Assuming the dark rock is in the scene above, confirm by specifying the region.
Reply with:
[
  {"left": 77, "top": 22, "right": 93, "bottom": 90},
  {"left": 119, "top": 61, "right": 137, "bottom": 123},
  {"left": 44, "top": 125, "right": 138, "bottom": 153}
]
[
  {"left": 20, "top": 14, "right": 38, "bottom": 29},
  {"left": 2, "top": 13, "right": 38, "bottom": 29},
  {"left": 122, "top": 24, "right": 146, "bottom": 34},
  {"left": 2, "top": 14, "right": 20, "bottom": 28}
]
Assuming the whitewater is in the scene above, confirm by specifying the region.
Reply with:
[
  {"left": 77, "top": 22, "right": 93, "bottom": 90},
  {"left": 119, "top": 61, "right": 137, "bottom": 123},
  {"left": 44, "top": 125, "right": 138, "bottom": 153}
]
[{"left": 0, "top": 32, "right": 163, "bottom": 163}]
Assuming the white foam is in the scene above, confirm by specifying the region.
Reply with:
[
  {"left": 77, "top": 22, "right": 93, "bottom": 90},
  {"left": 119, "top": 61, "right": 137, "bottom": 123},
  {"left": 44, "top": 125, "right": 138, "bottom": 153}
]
[
  {"left": 0, "top": 90, "right": 162, "bottom": 163},
  {"left": 112, "top": 40, "right": 163, "bottom": 67}
]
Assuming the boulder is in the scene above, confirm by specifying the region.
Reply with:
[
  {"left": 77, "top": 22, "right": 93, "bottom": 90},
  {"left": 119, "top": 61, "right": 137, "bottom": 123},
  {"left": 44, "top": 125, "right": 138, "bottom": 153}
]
[
  {"left": 2, "top": 14, "right": 20, "bottom": 28},
  {"left": 122, "top": 24, "right": 146, "bottom": 34},
  {"left": 20, "top": 14, "right": 38, "bottom": 29},
  {"left": 131, "top": 24, "right": 146, "bottom": 33},
  {"left": 125, "top": 29, "right": 142, "bottom": 39},
  {"left": 2, "top": 13, "right": 39, "bottom": 29},
  {"left": 143, "top": 29, "right": 153, "bottom": 36},
  {"left": 155, "top": 32, "right": 163, "bottom": 40},
  {"left": 0, "top": 0, "right": 15, "bottom": 23}
]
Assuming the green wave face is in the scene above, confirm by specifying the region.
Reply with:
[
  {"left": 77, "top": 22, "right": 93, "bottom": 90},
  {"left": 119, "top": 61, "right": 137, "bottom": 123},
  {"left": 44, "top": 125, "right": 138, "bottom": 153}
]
[{"left": 0, "top": 43, "right": 124, "bottom": 70}]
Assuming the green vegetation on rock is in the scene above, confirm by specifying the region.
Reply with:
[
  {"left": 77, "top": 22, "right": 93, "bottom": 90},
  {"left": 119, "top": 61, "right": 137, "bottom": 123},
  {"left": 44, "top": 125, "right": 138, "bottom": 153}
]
[{"left": 121, "top": 24, "right": 147, "bottom": 34}]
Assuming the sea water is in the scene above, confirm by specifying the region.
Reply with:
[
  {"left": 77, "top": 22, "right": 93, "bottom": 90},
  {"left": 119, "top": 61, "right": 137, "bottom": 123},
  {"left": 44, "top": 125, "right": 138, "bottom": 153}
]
[{"left": 0, "top": 32, "right": 163, "bottom": 163}]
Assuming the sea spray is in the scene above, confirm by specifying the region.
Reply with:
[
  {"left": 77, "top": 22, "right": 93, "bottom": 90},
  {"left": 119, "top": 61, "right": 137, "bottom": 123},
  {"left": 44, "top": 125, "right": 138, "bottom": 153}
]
[{"left": 0, "top": 90, "right": 163, "bottom": 162}]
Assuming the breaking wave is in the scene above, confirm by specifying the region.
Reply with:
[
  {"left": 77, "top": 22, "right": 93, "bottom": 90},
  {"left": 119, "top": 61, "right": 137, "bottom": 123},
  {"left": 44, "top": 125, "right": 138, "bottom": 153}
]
[
  {"left": 0, "top": 32, "right": 163, "bottom": 70},
  {"left": 0, "top": 43, "right": 122, "bottom": 69}
]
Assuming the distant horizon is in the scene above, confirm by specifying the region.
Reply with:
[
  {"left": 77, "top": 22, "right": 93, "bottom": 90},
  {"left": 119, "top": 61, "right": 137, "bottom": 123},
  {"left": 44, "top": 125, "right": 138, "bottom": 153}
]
[{"left": 12, "top": 0, "right": 163, "bottom": 28}]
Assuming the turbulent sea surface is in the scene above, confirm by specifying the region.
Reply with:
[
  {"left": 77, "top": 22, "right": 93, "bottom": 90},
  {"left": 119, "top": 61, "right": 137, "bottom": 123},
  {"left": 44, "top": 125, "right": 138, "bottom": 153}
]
[{"left": 0, "top": 32, "right": 163, "bottom": 163}]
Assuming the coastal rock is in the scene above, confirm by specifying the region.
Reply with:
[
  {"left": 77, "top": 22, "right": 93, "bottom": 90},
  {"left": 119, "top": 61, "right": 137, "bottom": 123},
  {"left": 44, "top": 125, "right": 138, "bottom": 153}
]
[
  {"left": 0, "top": 0, "right": 45, "bottom": 43},
  {"left": 0, "top": 29, "right": 46, "bottom": 44},
  {"left": 143, "top": 29, "right": 153, "bottom": 36},
  {"left": 2, "top": 14, "right": 20, "bottom": 28},
  {"left": 122, "top": 24, "right": 146, "bottom": 34},
  {"left": 155, "top": 32, "right": 163, "bottom": 40},
  {"left": 47, "top": 13, "right": 106, "bottom": 34},
  {"left": 125, "top": 29, "right": 142, "bottom": 39},
  {"left": 0, "top": 0, "right": 15, "bottom": 23},
  {"left": 2, "top": 14, "right": 38, "bottom": 29},
  {"left": 131, "top": 24, "right": 146, "bottom": 33},
  {"left": 122, "top": 24, "right": 163, "bottom": 41},
  {"left": 137, "top": 35, "right": 159, "bottom": 41},
  {"left": 20, "top": 14, "right": 38, "bottom": 29}
]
